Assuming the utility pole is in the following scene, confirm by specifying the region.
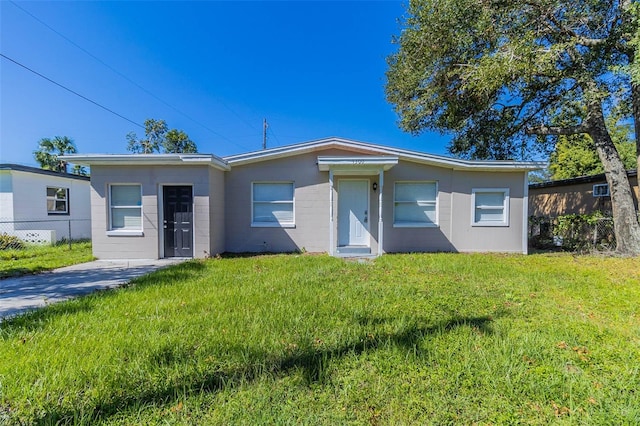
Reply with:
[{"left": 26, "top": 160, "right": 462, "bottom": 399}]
[{"left": 262, "top": 118, "right": 268, "bottom": 150}]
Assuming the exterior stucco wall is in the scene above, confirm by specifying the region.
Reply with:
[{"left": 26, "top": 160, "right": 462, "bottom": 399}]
[
  {"left": 89, "top": 165, "right": 213, "bottom": 259},
  {"left": 1, "top": 170, "right": 91, "bottom": 240},
  {"left": 225, "top": 150, "right": 355, "bottom": 253},
  {"left": 226, "top": 153, "right": 527, "bottom": 254},
  {"left": 449, "top": 171, "right": 526, "bottom": 253},
  {"left": 83, "top": 147, "right": 530, "bottom": 257},
  {"left": 381, "top": 161, "right": 455, "bottom": 253},
  {"left": 209, "top": 168, "right": 226, "bottom": 255},
  {"left": 529, "top": 175, "right": 639, "bottom": 217}
]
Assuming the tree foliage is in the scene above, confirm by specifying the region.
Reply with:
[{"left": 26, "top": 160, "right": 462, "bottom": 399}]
[
  {"left": 164, "top": 129, "right": 197, "bottom": 153},
  {"left": 386, "top": 0, "right": 640, "bottom": 254},
  {"left": 126, "top": 119, "right": 197, "bottom": 154},
  {"left": 33, "top": 136, "right": 77, "bottom": 173},
  {"left": 549, "top": 119, "right": 636, "bottom": 180},
  {"left": 71, "top": 164, "right": 88, "bottom": 176},
  {"left": 126, "top": 119, "right": 168, "bottom": 154}
]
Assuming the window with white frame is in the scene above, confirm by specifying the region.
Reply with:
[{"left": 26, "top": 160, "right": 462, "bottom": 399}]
[
  {"left": 47, "top": 187, "right": 69, "bottom": 215},
  {"left": 252, "top": 182, "right": 294, "bottom": 226},
  {"left": 109, "top": 184, "right": 142, "bottom": 231},
  {"left": 472, "top": 188, "right": 509, "bottom": 226},
  {"left": 394, "top": 181, "right": 438, "bottom": 227}
]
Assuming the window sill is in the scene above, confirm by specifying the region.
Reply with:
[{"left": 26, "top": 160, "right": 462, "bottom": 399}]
[
  {"left": 251, "top": 222, "right": 296, "bottom": 228},
  {"left": 472, "top": 222, "right": 509, "bottom": 227},
  {"left": 47, "top": 212, "right": 70, "bottom": 216},
  {"left": 393, "top": 223, "right": 439, "bottom": 228},
  {"left": 106, "top": 230, "right": 144, "bottom": 236}
]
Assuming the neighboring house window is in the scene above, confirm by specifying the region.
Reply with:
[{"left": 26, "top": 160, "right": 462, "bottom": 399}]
[
  {"left": 47, "top": 187, "right": 69, "bottom": 215},
  {"left": 394, "top": 181, "right": 438, "bottom": 227},
  {"left": 252, "top": 182, "right": 295, "bottom": 227},
  {"left": 109, "top": 184, "right": 142, "bottom": 231},
  {"left": 593, "top": 183, "right": 610, "bottom": 197},
  {"left": 472, "top": 188, "right": 510, "bottom": 226}
]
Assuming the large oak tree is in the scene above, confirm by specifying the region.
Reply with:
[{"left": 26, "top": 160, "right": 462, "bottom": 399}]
[{"left": 386, "top": 0, "right": 640, "bottom": 254}]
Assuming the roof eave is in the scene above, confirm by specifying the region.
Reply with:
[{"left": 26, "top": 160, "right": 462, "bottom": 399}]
[
  {"left": 225, "top": 137, "right": 545, "bottom": 171},
  {"left": 60, "top": 154, "right": 231, "bottom": 171}
]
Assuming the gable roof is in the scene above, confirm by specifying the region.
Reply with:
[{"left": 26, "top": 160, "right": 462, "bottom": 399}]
[
  {"left": 0, "top": 163, "right": 90, "bottom": 181},
  {"left": 224, "top": 137, "right": 544, "bottom": 171}
]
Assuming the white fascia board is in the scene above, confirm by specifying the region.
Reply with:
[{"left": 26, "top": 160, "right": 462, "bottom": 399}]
[{"left": 60, "top": 154, "right": 230, "bottom": 171}]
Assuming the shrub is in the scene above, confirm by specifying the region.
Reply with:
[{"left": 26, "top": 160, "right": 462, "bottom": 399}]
[
  {"left": 529, "top": 212, "right": 615, "bottom": 252},
  {"left": 0, "top": 233, "right": 25, "bottom": 250}
]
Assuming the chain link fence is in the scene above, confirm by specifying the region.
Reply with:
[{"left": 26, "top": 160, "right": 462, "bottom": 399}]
[
  {"left": 529, "top": 215, "right": 617, "bottom": 253},
  {"left": 0, "top": 218, "right": 91, "bottom": 250}
]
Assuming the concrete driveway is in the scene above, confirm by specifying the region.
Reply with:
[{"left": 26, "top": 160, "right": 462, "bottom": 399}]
[{"left": 0, "top": 259, "right": 185, "bottom": 320}]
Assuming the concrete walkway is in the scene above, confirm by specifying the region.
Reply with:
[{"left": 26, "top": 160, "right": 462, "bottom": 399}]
[{"left": 0, "top": 259, "right": 185, "bottom": 320}]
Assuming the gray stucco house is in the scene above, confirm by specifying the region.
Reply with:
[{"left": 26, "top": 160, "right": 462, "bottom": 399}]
[{"left": 64, "top": 138, "right": 542, "bottom": 259}]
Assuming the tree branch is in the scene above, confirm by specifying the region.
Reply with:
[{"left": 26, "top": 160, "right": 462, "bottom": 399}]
[{"left": 526, "top": 124, "right": 589, "bottom": 136}]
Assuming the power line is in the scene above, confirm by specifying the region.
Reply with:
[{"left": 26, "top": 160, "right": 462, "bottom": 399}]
[
  {"left": 9, "top": 0, "right": 252, "bottom": 150},
  {"left": 268, "top": 122, "right": 284, "bottom": 147},
  {"left": 1, "top": 53, "right": 144, "bottom": 129}
]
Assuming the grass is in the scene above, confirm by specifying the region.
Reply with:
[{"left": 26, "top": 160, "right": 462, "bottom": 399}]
[
  {"left": 0, "top": 252, "right": 639, "bottom": 424},
  {"left": 0, "top": 240, "right": 94, "bottom": 279}
]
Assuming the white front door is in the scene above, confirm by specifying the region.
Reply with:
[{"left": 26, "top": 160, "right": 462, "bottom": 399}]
[{"left": 338, "top": 180, "right": 369, "bottom": 246}]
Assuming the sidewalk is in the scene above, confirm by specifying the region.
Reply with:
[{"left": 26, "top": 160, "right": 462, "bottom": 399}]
[{"left": 0, "top": 259, "right": 185, "bottom": 320}]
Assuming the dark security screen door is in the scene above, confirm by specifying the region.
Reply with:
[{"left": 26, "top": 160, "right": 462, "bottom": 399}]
[{"left": 163, "top": 186, "right": 193, "bottom": 258}]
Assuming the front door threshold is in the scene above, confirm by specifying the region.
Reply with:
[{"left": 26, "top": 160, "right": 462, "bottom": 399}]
[{"left": 336, "top": 245, "right": 371, "bottom": 255}]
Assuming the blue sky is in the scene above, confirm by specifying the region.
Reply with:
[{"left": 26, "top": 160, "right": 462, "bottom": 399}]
[{"left": 1, "top": 1, "right": 453, "bottom": 167}]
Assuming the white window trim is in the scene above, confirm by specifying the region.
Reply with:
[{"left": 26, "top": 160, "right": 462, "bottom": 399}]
[
  {"left": 251, "top": 181, "right": 296, "bottom": 228},
  {"left": 46, "top": 187, "right": 69, "bottom": 215},
  {"left": 471, "top": 188, "right": 510, "bottom": 227},
  {"left": 393, "top": 181, "right": 439, "bottom": 228},
  {"left": 108, "top": 184, "right": 143, "bottom": 235}
]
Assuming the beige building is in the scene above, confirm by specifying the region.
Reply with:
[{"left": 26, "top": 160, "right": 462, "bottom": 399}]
[
  {"left": 65, "top": 138, "right": 542, "bottom": 259},
  {"left": 529, "top": 171, "right": 639, "bottom": 217}
]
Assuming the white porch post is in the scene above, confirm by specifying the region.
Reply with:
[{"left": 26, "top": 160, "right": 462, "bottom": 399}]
[
  {"left": 329, "top": 170, "right": 334, "bottom": 256},
  {"left": 378, "top": 169, "right": 384, "bottom": 256}
]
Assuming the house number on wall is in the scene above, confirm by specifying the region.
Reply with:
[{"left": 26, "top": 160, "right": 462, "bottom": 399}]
[{"left": 352, "top": 160, "right": 365, "bottom": 165}]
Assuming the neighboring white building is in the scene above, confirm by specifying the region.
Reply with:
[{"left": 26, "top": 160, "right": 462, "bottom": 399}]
[{"left": 0, "top": 164, "right": 91, "bottom": 243}]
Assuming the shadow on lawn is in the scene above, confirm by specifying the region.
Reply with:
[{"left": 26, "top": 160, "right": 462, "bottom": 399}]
[{"left": 35, "top": 314, "right": 497, "bottom": 424}]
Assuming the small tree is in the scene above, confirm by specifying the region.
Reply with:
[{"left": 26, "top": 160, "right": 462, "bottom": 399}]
[
  {"left": 126, "top": 119, "right": 168, "bottom": 154},
  {"left": 34, "top": 136, "right": 77, "bottom": 173},
  {"left": 126, "top": 119, "right": 197, "bottom": 153},
  {"left": 163, "top": 129, "right": 197, "bottom": 153}
]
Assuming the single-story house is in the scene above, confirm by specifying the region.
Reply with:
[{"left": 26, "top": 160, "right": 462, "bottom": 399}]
[
  {"left": 0, "top": 164, "right": 91, "bottom": 243},
  {"left": 529, "top": 170, "right": 639, "bottom": 217},
  {"left": 64, "top": 137, "right": 543, "bottom": 259}
]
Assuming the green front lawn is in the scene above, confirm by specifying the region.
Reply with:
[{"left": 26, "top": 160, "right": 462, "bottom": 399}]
[
  {"left": 1, "top": 253, "right": 639, "bottom": 424},
  {"left": 0, "top": 241, "right": 93, "bottom": 279}
]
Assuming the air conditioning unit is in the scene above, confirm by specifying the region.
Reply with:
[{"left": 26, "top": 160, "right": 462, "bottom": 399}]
[{"left": 593, "top": 183, "right": 610, "bottom": 197}]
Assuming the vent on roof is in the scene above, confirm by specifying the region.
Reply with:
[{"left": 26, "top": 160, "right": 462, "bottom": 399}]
[{"left": 593, "top": 183, "right": 610, "bottom": 197}]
